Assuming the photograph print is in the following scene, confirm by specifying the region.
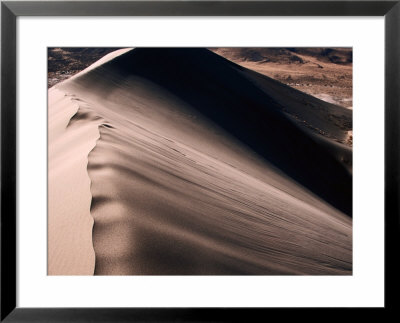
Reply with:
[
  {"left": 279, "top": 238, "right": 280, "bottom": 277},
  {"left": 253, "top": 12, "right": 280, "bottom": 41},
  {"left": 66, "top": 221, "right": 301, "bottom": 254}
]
[{"left": 48, "top": 47, "right": 352, "bottom": 275}]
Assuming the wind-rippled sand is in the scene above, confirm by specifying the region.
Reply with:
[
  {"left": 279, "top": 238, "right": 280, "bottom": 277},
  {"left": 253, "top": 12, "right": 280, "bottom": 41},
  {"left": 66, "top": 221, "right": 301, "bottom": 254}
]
[{"left": 48, "top": 48, "right": 352, "bottom": 275}]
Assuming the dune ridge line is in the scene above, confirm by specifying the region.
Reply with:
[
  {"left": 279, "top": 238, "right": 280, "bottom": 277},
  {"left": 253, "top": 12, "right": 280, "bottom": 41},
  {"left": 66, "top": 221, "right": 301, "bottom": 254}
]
[{"left": 66, "top": 94, "right": 127, "bottom": 275}]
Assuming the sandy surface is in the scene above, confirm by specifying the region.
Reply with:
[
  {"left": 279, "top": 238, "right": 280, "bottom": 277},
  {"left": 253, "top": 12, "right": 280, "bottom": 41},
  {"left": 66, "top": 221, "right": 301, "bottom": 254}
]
[
  {"left": 48, "top": 89, "right": 97, "bottom": 275},
  {"left": 48, "top": 48, "right": 352, "bottom": 275}
]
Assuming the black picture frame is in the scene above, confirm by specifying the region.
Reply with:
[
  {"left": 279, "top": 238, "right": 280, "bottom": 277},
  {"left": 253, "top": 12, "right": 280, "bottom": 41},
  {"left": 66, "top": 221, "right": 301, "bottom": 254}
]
[{"left": 1, "top": 0, "right": 399, "bottom": 321}]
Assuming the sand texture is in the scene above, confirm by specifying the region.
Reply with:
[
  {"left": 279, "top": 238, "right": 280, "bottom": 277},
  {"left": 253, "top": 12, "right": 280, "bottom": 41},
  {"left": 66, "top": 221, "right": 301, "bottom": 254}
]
[{"left": 48, "top": 48, "right": 352, "bottom": 275}]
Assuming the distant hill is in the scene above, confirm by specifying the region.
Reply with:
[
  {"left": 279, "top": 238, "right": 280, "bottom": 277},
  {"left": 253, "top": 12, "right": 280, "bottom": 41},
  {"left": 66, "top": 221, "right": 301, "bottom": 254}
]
[
  {"left": 210, "top": 48, "right": 352, "bottom": 65},
  {"left": 210, "top": 48, "right": 352, "bottom": 108}
]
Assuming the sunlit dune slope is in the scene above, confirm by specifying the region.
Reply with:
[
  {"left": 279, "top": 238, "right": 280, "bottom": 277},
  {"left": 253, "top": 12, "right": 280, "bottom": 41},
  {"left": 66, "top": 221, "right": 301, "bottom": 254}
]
[{"left": 49, "top": 48, "right": 352, "bottom": 275}]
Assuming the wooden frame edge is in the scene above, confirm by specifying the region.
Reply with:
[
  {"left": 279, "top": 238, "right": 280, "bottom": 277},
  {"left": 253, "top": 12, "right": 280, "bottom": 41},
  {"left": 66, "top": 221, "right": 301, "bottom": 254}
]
[{"left": 1, "top": 0, "right": 398, "bottom": 321}]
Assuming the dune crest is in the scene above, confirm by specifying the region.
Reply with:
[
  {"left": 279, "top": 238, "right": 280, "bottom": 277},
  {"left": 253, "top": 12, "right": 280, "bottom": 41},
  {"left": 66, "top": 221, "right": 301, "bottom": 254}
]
[{"left": 49, "top": 48, "right": 352, "bottom": 275}]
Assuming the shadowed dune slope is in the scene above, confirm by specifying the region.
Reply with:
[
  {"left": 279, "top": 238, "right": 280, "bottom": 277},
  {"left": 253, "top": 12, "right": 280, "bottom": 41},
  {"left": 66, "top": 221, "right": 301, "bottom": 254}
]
[
  {"left": 54, "top": 48, "right": 352, "bottom": 275},
  {"left": 67, "top": 48, "right": 352, "bottom": 216}
]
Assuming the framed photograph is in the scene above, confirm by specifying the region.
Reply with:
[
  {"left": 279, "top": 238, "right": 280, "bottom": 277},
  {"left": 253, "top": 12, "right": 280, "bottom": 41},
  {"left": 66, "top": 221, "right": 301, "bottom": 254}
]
[{"left": 1, "top": 0, "right": 399, "bottom": 321}]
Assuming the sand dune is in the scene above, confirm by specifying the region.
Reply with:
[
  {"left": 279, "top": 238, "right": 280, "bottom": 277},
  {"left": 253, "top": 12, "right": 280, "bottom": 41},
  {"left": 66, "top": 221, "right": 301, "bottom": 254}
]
[{"left": 48, "top": 48, "right": 352, "bottom": 275}]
